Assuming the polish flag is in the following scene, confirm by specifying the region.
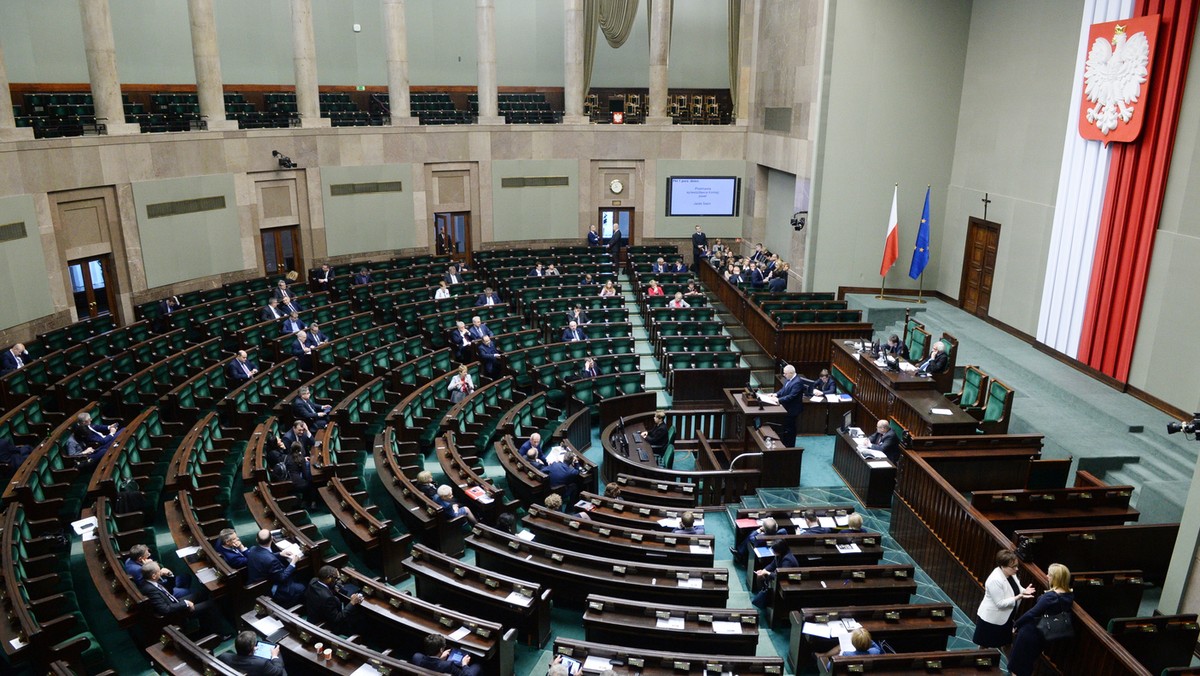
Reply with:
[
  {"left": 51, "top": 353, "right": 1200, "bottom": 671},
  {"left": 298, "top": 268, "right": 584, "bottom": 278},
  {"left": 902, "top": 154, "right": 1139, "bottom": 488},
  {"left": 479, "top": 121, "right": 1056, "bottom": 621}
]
[{"left": 880, "top": 185, "right": 900, "bottom": 277}]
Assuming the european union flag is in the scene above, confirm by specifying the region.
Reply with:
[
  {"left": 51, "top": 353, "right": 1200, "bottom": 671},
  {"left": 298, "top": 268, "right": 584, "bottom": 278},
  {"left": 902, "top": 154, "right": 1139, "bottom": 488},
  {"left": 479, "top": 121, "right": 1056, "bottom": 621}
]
[{"left": 909, "top": 187, "right": 931, "bottom": 279}]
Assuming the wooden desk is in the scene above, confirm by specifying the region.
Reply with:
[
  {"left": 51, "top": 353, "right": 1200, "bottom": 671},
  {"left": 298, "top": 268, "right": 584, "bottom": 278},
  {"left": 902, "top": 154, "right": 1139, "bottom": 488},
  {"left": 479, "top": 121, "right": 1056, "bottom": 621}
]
[
  {"left": 583, "top": 593, "right": 759, "bottom": 656},
  {"left": 831, "top": 430, "right": 896, "bottom": 508},
  {"left": 788, "top": 604, "right": 957, "bottom": 673},
  {"left": 697, "top": 428, "right": 803, "bottom": 489},
  {"left": 830, "top": 341, "right": 977, "bottom": 437}
]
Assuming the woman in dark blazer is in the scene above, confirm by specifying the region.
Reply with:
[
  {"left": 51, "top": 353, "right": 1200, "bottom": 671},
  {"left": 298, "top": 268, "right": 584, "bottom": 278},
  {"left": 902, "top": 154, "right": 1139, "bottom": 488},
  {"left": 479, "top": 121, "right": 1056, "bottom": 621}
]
[{"left": 1008, "top": 563, "right": 1074, "bottom": 676}]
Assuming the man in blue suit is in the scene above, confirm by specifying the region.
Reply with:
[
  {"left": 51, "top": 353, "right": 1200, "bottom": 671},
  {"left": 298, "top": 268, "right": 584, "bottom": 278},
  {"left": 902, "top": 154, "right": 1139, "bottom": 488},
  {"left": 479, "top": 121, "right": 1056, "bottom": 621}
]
[
  {"left": 775, "top": 364, "right": 806, "bottom": 448},
  {"left": 1, "top": 343, "right": 29, "bottom": 374},
  {"left": 587, "top": 225, "right": 602, "bottom": 247},
  {"left": 125, "top": 544, "right": 193, "bottom": 600},
  {"left": 475, "top": 287, "right": 502, "bottom": 306},
  {"left": 228, "top": 350, "right": 258, "bottom": 383},
  {"left": 562, "top": 321, "right": 587, "bottom": 343},
  {"left": 247, "top": 529, "right": 305, "bottom": 606}
]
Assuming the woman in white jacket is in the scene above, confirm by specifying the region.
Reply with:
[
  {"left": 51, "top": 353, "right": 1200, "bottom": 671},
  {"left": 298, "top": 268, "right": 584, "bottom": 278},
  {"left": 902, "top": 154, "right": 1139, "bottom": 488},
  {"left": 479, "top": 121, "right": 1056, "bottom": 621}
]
[{"left": 973, "top": 549, "right": 1034, "bottom": 648}]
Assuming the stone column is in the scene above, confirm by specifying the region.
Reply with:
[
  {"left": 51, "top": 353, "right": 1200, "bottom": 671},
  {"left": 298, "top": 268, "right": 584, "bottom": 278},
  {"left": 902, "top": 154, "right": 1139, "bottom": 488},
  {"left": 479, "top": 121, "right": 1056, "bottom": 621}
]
[
  {"left": 475, "top": 0, "right": 504, "bottom": 124},
  {"left": 646, "top": 0, "right": 673, "bottom": 125},
  {"left": 562, "top": 0, "right": 587, "bottom": 124},
  {"left": 186, "top": 0, "right": 237, "bottom": 131},
  {"left": 0, "top": 43, "right": 33, "bottom": 141},
  {"left": 77, "top": 0, "right": 139, "bottom": 135},
  {"left": 289, "top": 0, "right": 328, "bottom": 128},
  {"left": 382, "top": 0, "right": 418, "bottom": 126},
  {"left": 734, "top": 0, "right": 759, "bottom": 126}
]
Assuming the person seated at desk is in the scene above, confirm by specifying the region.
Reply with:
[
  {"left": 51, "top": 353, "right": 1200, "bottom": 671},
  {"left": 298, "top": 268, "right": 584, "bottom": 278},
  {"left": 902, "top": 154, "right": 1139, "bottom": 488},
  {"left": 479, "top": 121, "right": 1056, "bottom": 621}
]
[
  {"left": 524, "top": 445, "right": 547, "bottom": 470},
  {"left": 449, "top": 321, "right": 473, "bottom": 360},
  {"left": 529, "top": 262, "right": 546, "bottom": 277},
  {"left": 726, "top": 266, "right": 744, "bottom": 284},
  {"left": 292, "top": 386, "right": 332, "bottom": 430},
  {"left": 214, "top": 528, "right": 249, "bottom": 568},
  {"left": 598, "top": 281, "right": 618, "bottom": 297},
  {"left": 281, "top": 420, "right": 317, "bottom": 455},
  {"left": 434, "top": 485, "right": 477, "bottom": 526},
  {"left": 546, "top": 452, "right": 585, "bottom": 508},
  {"left": 651, "top": 257, "right": 668, "bottom": 274},
  {"left": 229, "top": 350, "right": 259, "bottom": 383},
  {"left": 448, "top": 364, "right": 475, "bottom": 404},
  {"left": 140, "top": 561, "right": 228, "bottom": 640},
  {"left": 261, "top": 297, "right": 286, "bottom": 322},
  {"left": 475, "top": 287, "right": 501, "bottom": 306},
  {"left": 306, "top": 322, "right": 328, "bottom": 348},
  {"left": 668, "top": 292, "right": 690, "bottom": 309},
  {"left": 751, "top": 540, "right": 798, "bottom": 608},
  {"left": 476, "top": 335, "right": 500, "bottom": 379},
  {"left": 565, "top": 305, "right": 590, "bottom": 326},
  {"left": 750, "top": 242, "right": 767, "bottom": 263},
  {"left": 285, "top": 442, "right": 317, "bottom": 509},
  {"left": 352, "top": 268, "right": 372, "bottom": 286},
  {"left": 672, "top": 258, "right": 689, "bottom": 273},
  {"left": 305, "top": 565, "right": 364, "bottom": 635},
  {"left": 313, "top": 264, "right": 334, "bottom": 292},
  {"left": 580, "top": 273, "right": 597, "bottom": 287},
  {"left": 577, "top": 357, "right": 598, "bottom": 380},
  {"left": 273, "top": 280, "right": 301, "bottom": 313},
  {"left": 812, "top": 369, "right": 837, "bottom": 395},
  {"left": 768, "top": 264, "right": 789, "bottom": 292},
  {"left": 519, "top": 433, "right": 542, "bottom": 457},
  {"left": 640, "top": 410, "right": 670, "bottom": 464},
  {"left": 543, "top": 492, "right": 565, "bottom": 514},
  {"left": 67, "top": 412, "right": 119, "bottom": 468},
  {"left": 1, "top": 343, "right": 29, "bottom": 374},
  {"left": 411, "top": 633, "right": 480, "bottom": 676},
  {"left": 247, "top": 528, "right": 305, "bottom": 606},
  {"left": 562, "top": 321, "right": 587, "bottom": 343},
  {"left": 731, "top": 517, "right": 789, "bottom": 563},
  {"left": 645, "top": 279, "right": 665, "bottom": 297},
  {"left": 749, "top": 262, "right": 766, "bottom": 289},
  {"left": 798, "top": 511, "right": 863, "bottom": 535},
  {"left": 282, "top": 312, "right": 306, "bottom": 336},
  {"left": 817, "top": 627, "right": 883, "bottom": 670},
  {"left": 0, "top": 437, "right": 33, "bottom": 473},
  {"left": 125, "top": 544, "right": 193, "bottom": 599},
  {"left": 218, "top": 631, "right": 286, "bottom": 676},
  {"left": 434, "top": 280, "right": 452, "bottom": 300},
  {"left": 868, "top": 419, "right": 900, "bottom": 463},
  {"left": 684, "top": 281, "right": 705, "bottom": 297},
  {"left": 445, "top": 265, "right": 464, "bottom": 285},
  {"left": 468, "top": 316, "right": 493, "bottom": 342},
  {"left": 545, "top": 263, "right": 561, "bottom": 276},
  {"left": 673, "top": 511, "right": 705, "bottom": 535},
  {"left": 289, "top": 330, "right": 314, "bottom": 370},
  {"left": 915, "top": 341, "right": 949, "bottom": 375},
  {"left": 883, "top": 333, "right": 909, "bottom": 359}
]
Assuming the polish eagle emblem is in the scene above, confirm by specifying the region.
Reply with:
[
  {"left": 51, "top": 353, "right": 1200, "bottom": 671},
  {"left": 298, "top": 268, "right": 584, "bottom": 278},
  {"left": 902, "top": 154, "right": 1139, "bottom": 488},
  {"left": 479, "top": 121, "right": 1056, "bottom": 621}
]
[{"left": 1079, "top": 17, "right": 1158, "bottom": 143}]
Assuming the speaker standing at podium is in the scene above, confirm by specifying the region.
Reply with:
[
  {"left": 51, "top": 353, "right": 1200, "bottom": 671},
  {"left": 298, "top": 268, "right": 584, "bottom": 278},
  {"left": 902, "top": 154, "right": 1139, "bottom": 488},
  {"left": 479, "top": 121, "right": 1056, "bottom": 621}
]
[{"left": 775, "top": 365, "right": 805, "bottom": 448}]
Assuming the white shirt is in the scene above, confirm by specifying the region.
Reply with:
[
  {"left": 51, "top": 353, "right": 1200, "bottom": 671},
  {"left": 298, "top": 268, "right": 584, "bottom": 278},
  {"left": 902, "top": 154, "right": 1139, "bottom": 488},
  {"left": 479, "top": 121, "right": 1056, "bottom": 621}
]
[{"left": 434, "top": 287, "right": 450, "bottom": 300}]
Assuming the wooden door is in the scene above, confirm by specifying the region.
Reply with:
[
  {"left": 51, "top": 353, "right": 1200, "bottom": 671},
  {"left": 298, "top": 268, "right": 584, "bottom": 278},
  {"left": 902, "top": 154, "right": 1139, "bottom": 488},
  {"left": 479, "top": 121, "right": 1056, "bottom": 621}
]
[
  {"left": 959, "top": 217, "right": 1000, "bottom": 317},
  {"left": 261, "top": 225, "right": 303, "bottom": 276},
  {"left": 67, "top": 255, "right": 119, "bottom": 322}
]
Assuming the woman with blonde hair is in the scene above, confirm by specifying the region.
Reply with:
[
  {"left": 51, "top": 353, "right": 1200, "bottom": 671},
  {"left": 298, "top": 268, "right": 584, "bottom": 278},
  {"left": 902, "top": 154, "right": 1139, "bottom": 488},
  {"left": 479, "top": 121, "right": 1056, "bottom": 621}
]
[
  {"left": 448, "top": 364, "right": 474, "bottom": 404},
  {"left": 598, "top": 280, "right": 617, "bottom": 297},
  {"left": 1008, "top": 563, "right": 1074, "bottom": 676}
]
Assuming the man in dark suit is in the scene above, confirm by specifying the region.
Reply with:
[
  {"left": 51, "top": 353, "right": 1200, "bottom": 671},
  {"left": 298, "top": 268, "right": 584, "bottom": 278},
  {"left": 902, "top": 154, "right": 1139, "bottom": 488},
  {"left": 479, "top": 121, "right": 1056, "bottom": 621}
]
[
  {"left": 292, "top": 386, "right": 332, "bottom": 430},
  {"left": 444, "top": 265, "right": 463, "bottom": 285},
  {"left": 545, "top": 452, "right": 584, "bottom": 508},
  {"left": 608, "top": 230, "right": 624, "bottom": 272},
  {"left": 261, "top": 298, "right": 286, "bottom": 322},
  {"left": 468, "top": 316, "right": 493, "bottom": 342},
  {"left": 578, "top": 357, "right": 598, "bottom": 380},
  {"left": 884, "top": 334, "right": 910, "bottom": 359},
  {"left": 352, "top": 268, "right": 372, "bottom": 286},
  {"left": 587, "top": 225, "right": 602, "bottom": 247},
  {"left": 214, "top": 528, "right": 249, "bottom": 568},
  {"left": 562, "top": 321, "right": 587, "bottom": 343},
  {"left": 476, "top": 335, "right": 500, "bottom": 378},
  {"left": 247, "top": 529, "right": 305, "bottom": 606},
  {"left": 518, "top": 433, "right": 542, "bottom": 457},
  {"left": 125, "top": 544, "right": 193, "bottom": 599},
  {"left": 641, "top": 410, "right": 671, "bottom": 464},
  {"left": 775, "top": 364, "right": 806, "bottom": 448},
  {"left": 691, "top": 225, "right": 708, "bottom": 267},
  {"left": 313, "top": 264, "right": 334, "bottom": 292},
  {"left": 916, "top": 341, "right": 949, "bottom": 375},
  {"left": 813, "top": 369, "right": 837, "bottom": 395},
  {"left": 217, "top": 631, "right": 286, "bottom": 676},
  {"left": 672, "top": 259, "right": 688, "bottom": 273},
  {"left": 305, "top": 322, "right": 328, "bottom": 347},
  {"left": 139, "top": 562, "right": 225, "bottom": 637},
  {"left": 528, "top": 263, "right": 545, "bottom": 277},
  {"left": 411, "top": 634, "right": 481, "bottom": 676},
  {"left": 305, "top": 565, "right": 363, "bottom": 635},
  {"left": 564, "top": 305, "right": 590, "bottom": 326},
  {"left": 229, "top": 350, "right": 258, "bottom": 383},
  {"left": 751, "top": 541, "right": 799, "bottom": 608},
  {"left": 0, "top": 437, "right": 33, "bottom": 471},
  {"left": 475, "top": 287, "right": 502, "bottom": 306},
  {"left": 290, "top": 330, "right": 314, "bottom": 370},
  {"left": 155, "top": 296, "right": 182, "bottom": 332},
  {"left": 651, "top": 257, "right": 667, "bottom": 274},
  {"left": 750, "top": 243, "right": 766, "bottom": 263},
  {"left": 282, "top": 312, "right": 306, "bottom": 335},
  {"left": 449, "top": 321, "right": 473, "bottom": 360},
  {"left": 768, "top": 263, "right": 789, "bottom": 292},
  {"left": 749, "top": 262, "right": 766, "bottom": 289},
  {"left": 1, "top": 343, "right": 28, "bottom": 374},
  {"left": 281, "top": 421, "right": 317, "bottom": 455},
  {"left": 868, "top": 419, "right": 901, "bottom": 462}
]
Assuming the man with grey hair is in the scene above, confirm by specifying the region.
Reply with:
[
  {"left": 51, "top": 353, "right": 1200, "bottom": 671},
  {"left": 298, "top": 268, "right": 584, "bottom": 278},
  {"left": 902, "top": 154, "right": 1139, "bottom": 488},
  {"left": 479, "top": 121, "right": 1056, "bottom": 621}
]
[
  {"left": 775, "top": 364, "right": 806, "bottom": 448},
  {"left": 139, "top": 561, "right": 225, "bottom": 636},
  {"left": 291, "top": 385, "right": 331, "bottom": 430},
  {"left": 917, "top": 340, "right": 949, "bottom": 375}
]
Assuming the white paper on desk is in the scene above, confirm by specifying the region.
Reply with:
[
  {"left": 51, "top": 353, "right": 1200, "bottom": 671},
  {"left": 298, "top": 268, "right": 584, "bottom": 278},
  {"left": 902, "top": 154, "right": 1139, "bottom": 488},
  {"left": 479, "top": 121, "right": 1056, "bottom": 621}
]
[
  {"left": 516, "top": 530, "right": 536, "bottom": 541},
  {"left": 678, "top": 577, "right": 703, "bottom": 588},
  {"left": 837, "top": 543, "right": 862, "bottom": 554},
  {"left": 9, "top": 636, "right": 27, "bottom": 650},
  {"left": 584, "top": 655, "right": 616, "bottom": 672},
  {"left": 545, "top": 447, "right": 567, "bottom": 464},
  {"left": 275, "top": 539, "right": 302, "bottom": 559},
  {"left": 712, "top": 620, "right": 743, "bottom": 635},
  {"left": 70, "top": 516, "right": 98, "bottom": 535},
  {"left": 899, "top": 362, "right": 917, "bottom": 373},
  {"left": 834, "top": 515, "right": 849, "bottom": 527},
  {"left": 867, "top": 460, "right": 893, "bottom": 469},
  {"left": 656, "top": 616, "right": 686, "bottom": 629},
  {"left": 817, "top": 516, "right": 836, "bottom": 529},
  {"left": 758, "top": 393, "right": 779, "bottom": 405},
  {"left": 690, "top": 544, "right": 713, "bottom": 554},
  {"left": 658, "top": 517, "right": 681, "bottom": 529},
  {"left": 829, "top": 622, "right": 848, "bottom": 637},
  {"left": 250, "top": 615, "right": 284, "bottom": 636},
  {"left": 930, "top": 407, "right": 954, "bottom": 416},
  {"left": 81, "top": 530, "right": 97, "bottom": 542},
  {"left": 842, "top": 618, "right": 862, "bottom": 630},
  {"left": 476, "top": 494, "right": 494, "bottom": 504},
  {"left": 810, "top": 395, "right": 824, "bottom": 403},
  {"left": 801, "top": 622, "right": 831, "bottom": 638},
  {"left": 350, "top": 664, "right": 382, "bottom": 676},
  {"left": 838, "top": 632, "right": 856, "bottom": 652},
  {"left": 176, "top": 545, "right": 200, "bottom": 559},
  {"left": 505, "top": 590, "right": 534, "bottom": 607},
  {"left": 196, "top": 567, "right": 219, "bottom": 584},
  {"left": 854, "top": 437, "right": 872, "bottom": 448},
  {"left": 447, "top": 626, "right": 471, "bottom": 641}
]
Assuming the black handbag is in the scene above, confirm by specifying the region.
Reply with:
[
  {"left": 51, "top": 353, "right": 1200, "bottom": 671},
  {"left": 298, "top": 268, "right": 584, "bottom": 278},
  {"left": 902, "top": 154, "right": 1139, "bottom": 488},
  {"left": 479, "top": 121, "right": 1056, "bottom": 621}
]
[{"left": 1036, "top": 610, "right": 1074, "bottom": 641}]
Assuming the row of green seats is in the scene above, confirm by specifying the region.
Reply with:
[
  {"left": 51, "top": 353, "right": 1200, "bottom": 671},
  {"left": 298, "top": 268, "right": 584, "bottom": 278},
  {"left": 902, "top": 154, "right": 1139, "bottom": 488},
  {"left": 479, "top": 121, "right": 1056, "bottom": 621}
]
[
  {"left": 349, "top": 334, "right": 424, "bottom": 381},
  {"left": 568, "top": 371, "right": 645, "bottom": 408},
  {"left": 523, "top": 294, "right": 625, "bottom": 315},
  {"left": 650, "top": 320, "right": 725, "bottom": 339},
  {"left": 219, "top": 358, "right": 304, "bottom": 429},
  {"left": 390, "top": 286, "right": 488, "bottom": 327},
  {"left": 531, "top": 353, "right": 640, "bottom": 389},
  {"left": 500, "top": 272, "right": 618, "bottom": 293},
  {"left": 655, "top": 334, "right": 732, "bottom": 357},
  {"left": 772, "top": 309, "right": 862, "bottom": 325},
  {"left": 663, "top": 350, "right": 742, "bottom": 372},
  {"left": 443, "top": 376, "right": 518, "bottom": 454},
  {"left": 502, "top": 338, "right": 635, "bottom": 381},
  {"left": 648, "top": 306, "right": 715, "bottom": 323}
]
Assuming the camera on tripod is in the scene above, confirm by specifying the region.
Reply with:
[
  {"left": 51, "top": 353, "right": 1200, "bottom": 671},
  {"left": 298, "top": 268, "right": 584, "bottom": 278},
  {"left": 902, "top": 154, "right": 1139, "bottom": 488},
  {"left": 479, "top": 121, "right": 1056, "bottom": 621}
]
[{"left": 1166, "top": 414, "right": 1200, "bottom": 438}]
